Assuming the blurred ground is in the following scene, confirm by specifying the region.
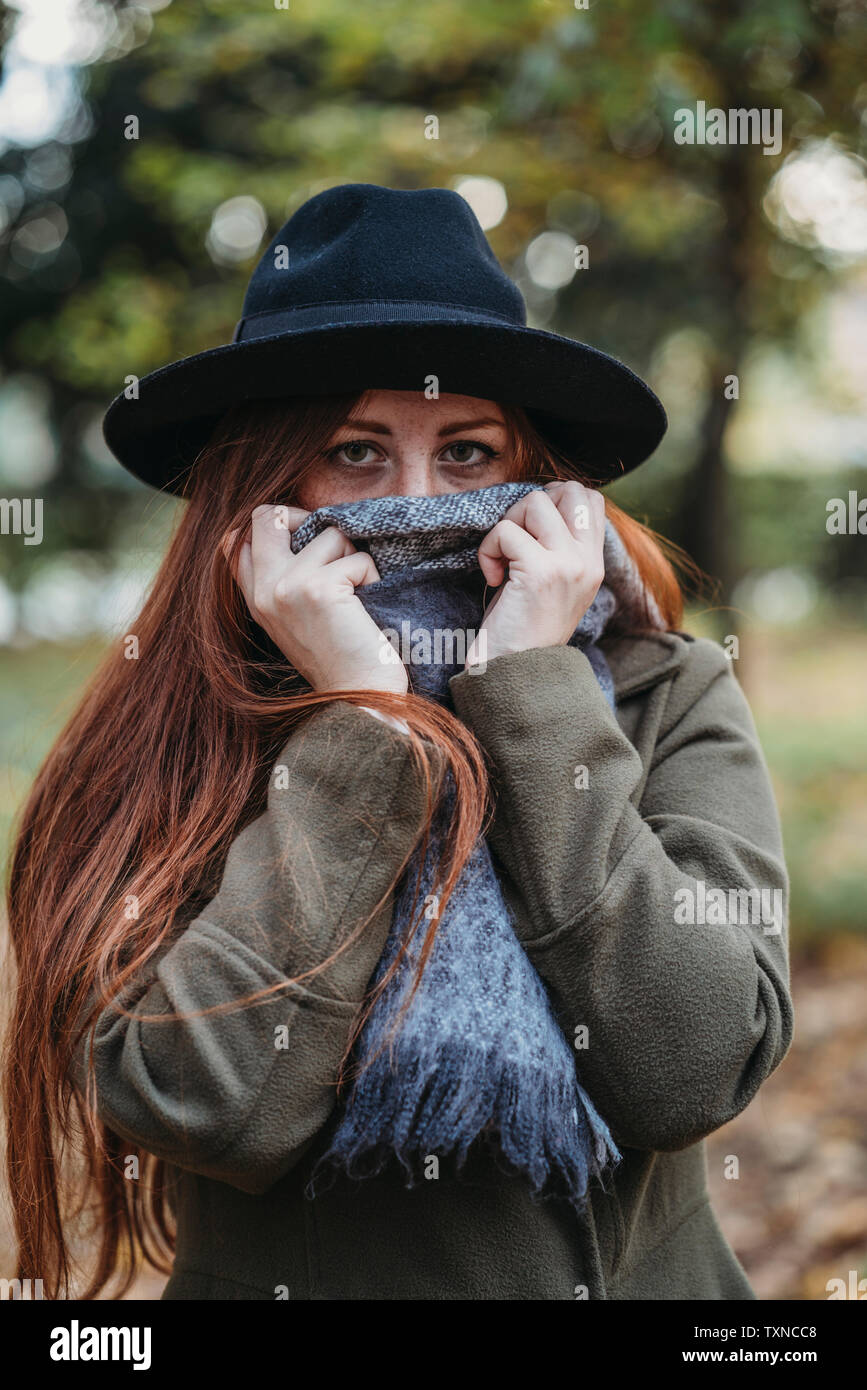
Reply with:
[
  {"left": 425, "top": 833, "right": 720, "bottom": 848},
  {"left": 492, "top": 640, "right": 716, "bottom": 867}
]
[{"left": 706, "top": 933, "right": 867, "bottom": 1301}]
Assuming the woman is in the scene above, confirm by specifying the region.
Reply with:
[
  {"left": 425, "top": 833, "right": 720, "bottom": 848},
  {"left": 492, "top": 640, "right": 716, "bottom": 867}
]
[{"left": 3, "top": 184, "right": 792, "bottom": 1301}]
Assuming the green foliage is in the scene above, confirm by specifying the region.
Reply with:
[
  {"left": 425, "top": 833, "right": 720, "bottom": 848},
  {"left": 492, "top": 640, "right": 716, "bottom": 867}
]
[{"left": 0, "top": 0, "right": 864, "bottom": 944}]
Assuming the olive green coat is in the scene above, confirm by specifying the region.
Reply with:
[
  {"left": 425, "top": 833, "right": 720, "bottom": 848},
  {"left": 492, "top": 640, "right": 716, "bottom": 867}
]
[{"left": 72, "top": 632, "right": 793, "bottom": 1300}]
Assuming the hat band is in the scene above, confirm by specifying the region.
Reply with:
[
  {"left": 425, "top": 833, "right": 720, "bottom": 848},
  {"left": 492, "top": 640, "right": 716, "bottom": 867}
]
[{"left": 231, "top": 299, "right": 522, "bottom": 343}]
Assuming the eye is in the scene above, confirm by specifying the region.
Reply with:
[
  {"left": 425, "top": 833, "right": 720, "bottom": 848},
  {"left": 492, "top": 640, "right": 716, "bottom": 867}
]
[
  {"left": 325, "top": 439, "right": 381, "bottom": 466},
  {"left": 441, "top": 440, "right": 501, "bottom": 467},
  {"left": 324, "top": 437, "right": 502, "bottom": 469}
]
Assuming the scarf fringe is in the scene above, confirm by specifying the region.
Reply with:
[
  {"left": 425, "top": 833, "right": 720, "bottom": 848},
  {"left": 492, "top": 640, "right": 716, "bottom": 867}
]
[{"left": 305, "top": 1040, "right": 621, "bottom": 1213}]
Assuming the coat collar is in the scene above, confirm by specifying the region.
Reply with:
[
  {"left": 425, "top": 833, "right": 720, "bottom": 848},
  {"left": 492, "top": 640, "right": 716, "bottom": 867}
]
[{"left": 601, "top": 628, "right": 694, "bottom": 699}]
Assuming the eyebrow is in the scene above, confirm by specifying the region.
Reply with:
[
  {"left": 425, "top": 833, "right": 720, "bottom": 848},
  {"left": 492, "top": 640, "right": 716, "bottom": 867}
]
[{"left": 334, "top": 416, "right": 507, "bottom": 437}]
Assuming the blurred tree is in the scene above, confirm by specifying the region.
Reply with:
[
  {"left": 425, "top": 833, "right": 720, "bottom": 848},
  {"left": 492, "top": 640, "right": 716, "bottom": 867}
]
[{"left": 0, "top": 0, "right": 865, "bottom": 601}]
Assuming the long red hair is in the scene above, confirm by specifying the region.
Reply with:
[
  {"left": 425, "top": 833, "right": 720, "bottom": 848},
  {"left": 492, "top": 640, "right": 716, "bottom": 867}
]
[{"left": 3, "top": 390, "right": 695, "bottom": 1298}]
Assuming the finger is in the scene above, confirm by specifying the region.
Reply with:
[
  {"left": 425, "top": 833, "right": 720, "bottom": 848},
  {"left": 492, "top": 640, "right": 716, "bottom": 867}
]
[
  {"left": 247, "top": 503, "right": 312, "bottom": 575},
  {"left": 236, "top": 539, "right": 258, "bottom": 617},
  {"left": 477, "top": 517, "right": 541, "bottom": 585},
  {"left": 222, "top": 524, "right": 253, "bottom": 581},
  {"left": 291, "top": 524, "right": 358, "bottom": 571},
  {"left": 500, "top": 488, "right": 573, "bottom": 550},
  {"left": 543, "top": 481, "right": 605, "bottom": 541},
  {"left": 324, "top": 550, "right": 382, "bottom": 588},
  {"left": 249, "top": 504, "right": 296, "bottom": 588},
  {"left": 270, "top": 504, "right": 310, "bottom": 533}
]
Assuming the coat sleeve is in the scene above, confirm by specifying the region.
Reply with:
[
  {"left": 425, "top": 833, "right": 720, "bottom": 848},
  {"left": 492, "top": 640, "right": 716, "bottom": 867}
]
[
  {"left": 448, "top": 636, "right": 794, "bottom": 1153},
  {"left": 70, "top": 700, "right": 441, "bottom": 1195}
]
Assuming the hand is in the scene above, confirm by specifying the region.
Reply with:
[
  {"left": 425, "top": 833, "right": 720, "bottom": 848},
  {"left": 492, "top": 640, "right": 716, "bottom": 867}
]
[
  {"left": 465, "top": 482, "right": 605, "bottom": 667},
  {"left": 222, "top": 504, "right": 409, "bottom": 695}
]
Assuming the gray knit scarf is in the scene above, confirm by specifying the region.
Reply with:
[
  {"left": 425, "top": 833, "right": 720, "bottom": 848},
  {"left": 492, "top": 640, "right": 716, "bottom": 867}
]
[{"left": 285, "top": 482, "right": 661, "bottom": 1214}]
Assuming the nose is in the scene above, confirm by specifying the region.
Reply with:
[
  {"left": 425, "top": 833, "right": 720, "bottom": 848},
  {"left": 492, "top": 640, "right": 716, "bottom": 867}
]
[{"left": 388, "top": 458, "right": 441, "bottom": 497}]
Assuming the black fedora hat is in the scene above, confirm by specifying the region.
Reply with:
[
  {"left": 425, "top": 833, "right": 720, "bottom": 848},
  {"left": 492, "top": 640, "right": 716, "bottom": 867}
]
[{"left": 101, "top": 182, "right": 667, "bottom": 495}]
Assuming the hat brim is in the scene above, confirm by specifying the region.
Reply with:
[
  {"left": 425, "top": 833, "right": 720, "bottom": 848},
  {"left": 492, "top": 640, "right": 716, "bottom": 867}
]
[{"left": 102, "top": 320, "right": 667, "bottom": 495}]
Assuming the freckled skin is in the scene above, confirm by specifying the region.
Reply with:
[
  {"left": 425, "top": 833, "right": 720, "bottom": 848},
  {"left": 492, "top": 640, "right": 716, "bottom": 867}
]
[
  {"left": 225, "top": 388, "right": 606, "bottom": 690},
  {"left": 293, "top": 390, "right": 515, "bottom": 508}
]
